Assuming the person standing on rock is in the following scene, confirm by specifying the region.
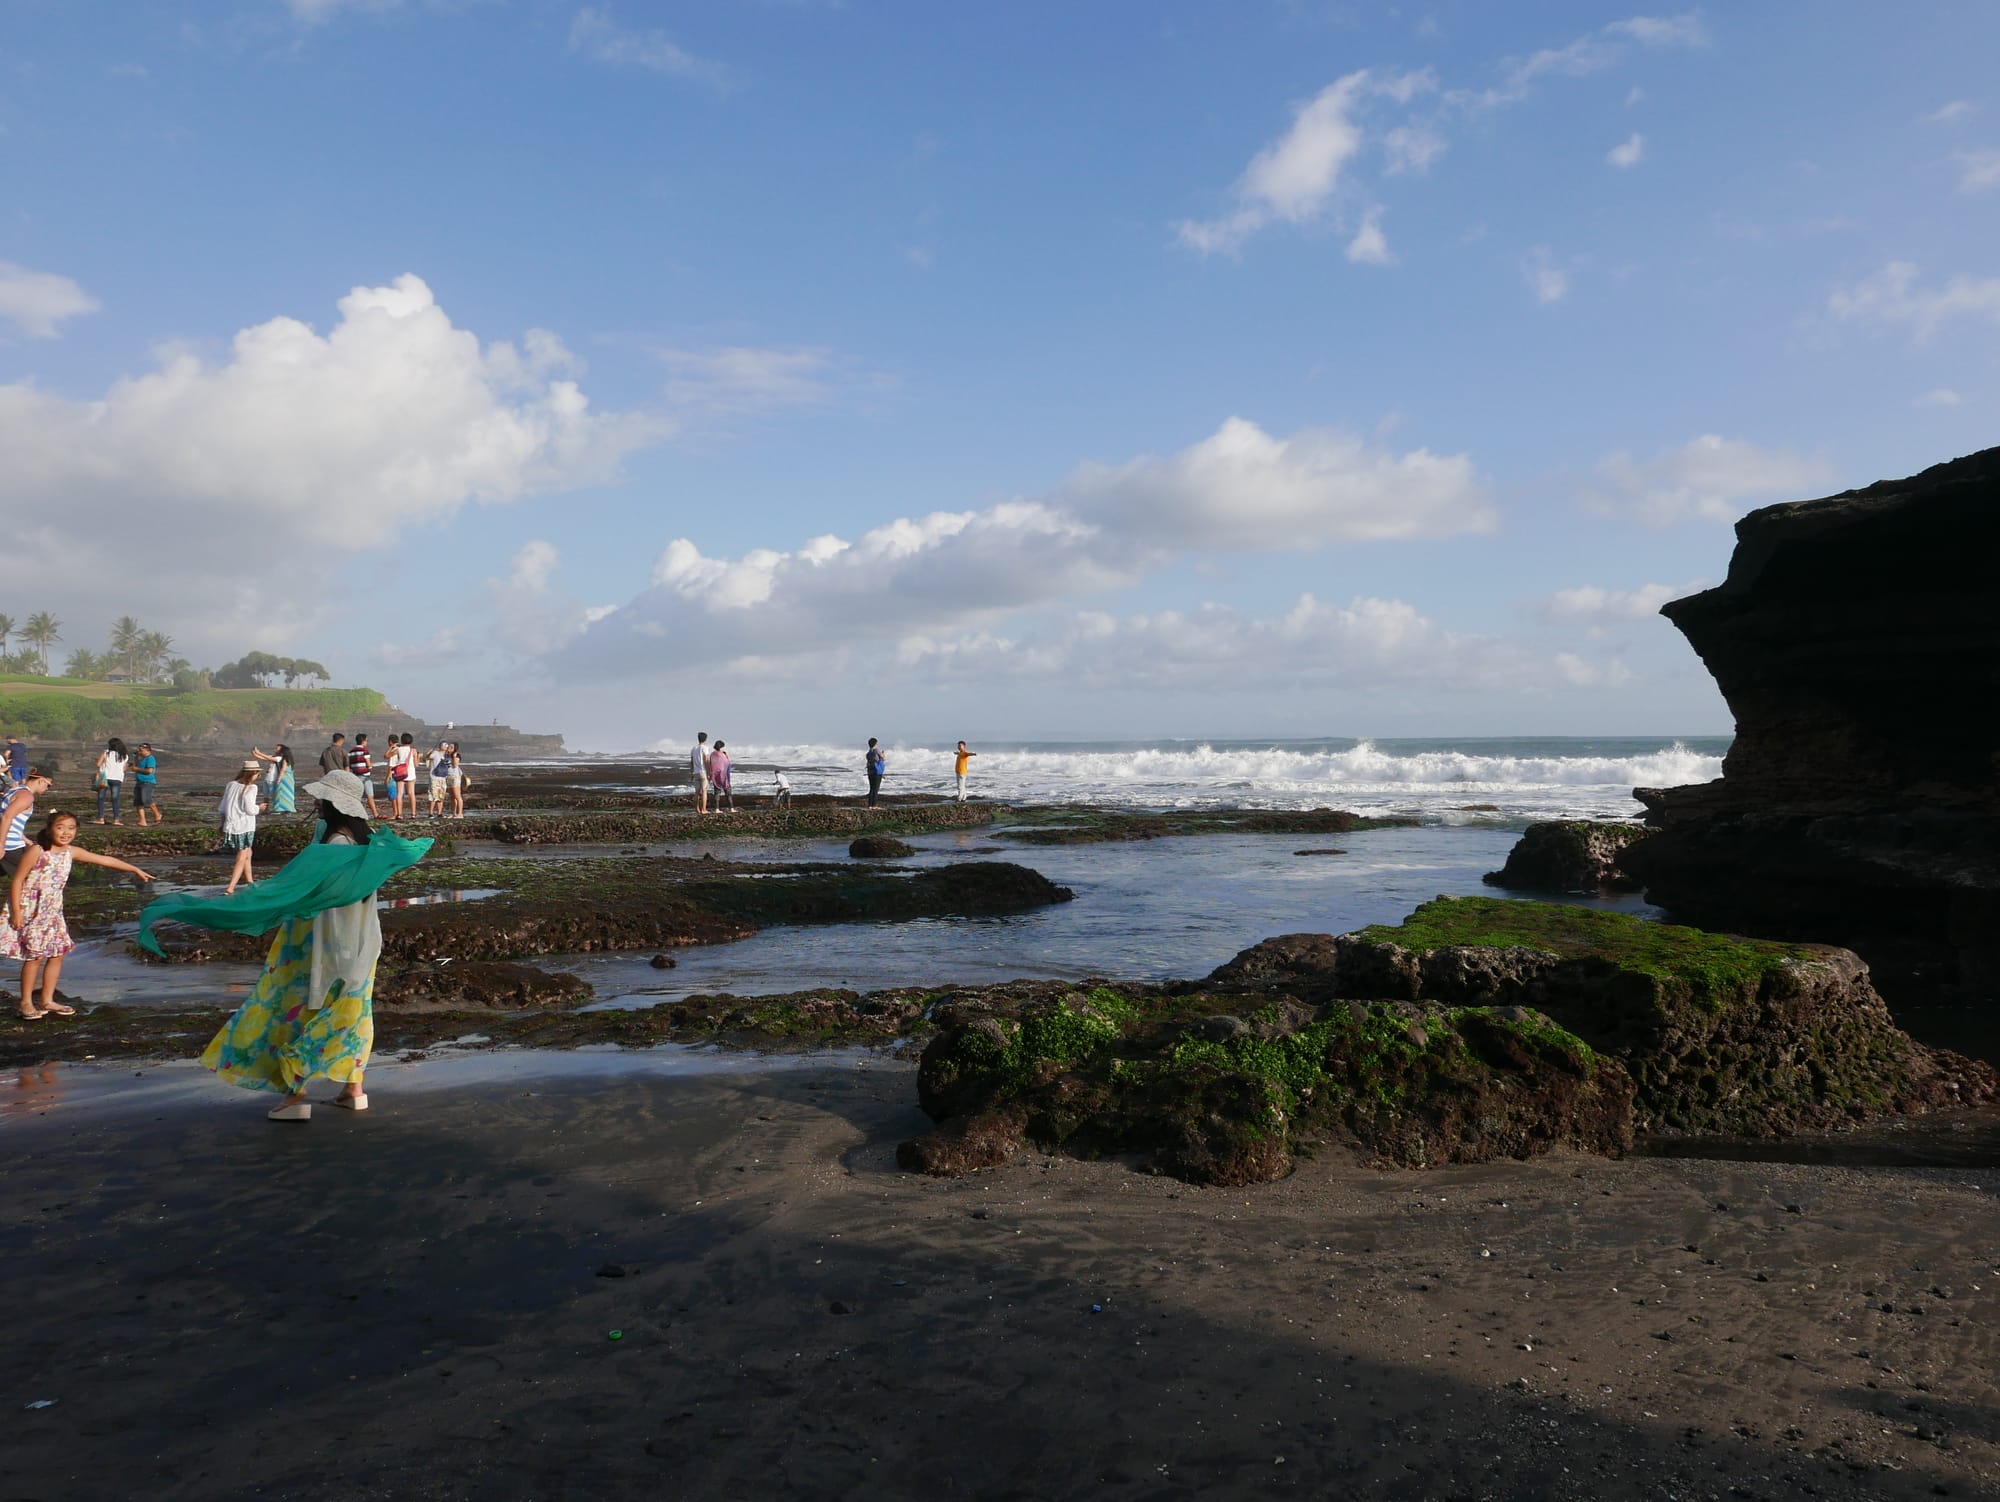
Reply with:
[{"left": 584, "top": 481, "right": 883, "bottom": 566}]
[
  {"left": 94, "top": 738, "right": 130, "bottom": 826},
  {"left": 864, "top": 738, "right": 886, "bottom": 807},
  {"left": 708, "top": 740, "right": 734, "bottom": 813},
  {"left": 320, "top": 732, "right": 346, "bottom": 778},
  {"left": 773, "top": 769, "right": 792, "bottom": 809},
  {"left": 953, "top": 741, "right": 976, "bottom": 803},
  {"left": 220, "top": 761, "right": 267, "bottom": 895},
  {"left": 691, "top": 731, "right": 712, "bottom": 815},
  {"left": 132, "top": 743, "right": 163, "bottom": 826},
  {"left": 346, "top": 734, "right": 381, "bottom": 820},
  {"left": 5, "top": 735, "right": 28, "bottom": 789}
]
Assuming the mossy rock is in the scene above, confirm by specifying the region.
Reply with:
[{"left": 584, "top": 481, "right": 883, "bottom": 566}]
[
  {"left": 901, "top": 987, "right": 1632, "bottom": 1185},
  {"left": 849, "top": 835, "right": 916, "bottom": 858},
  {"left": 1329, "top": 897, "right": 1996, "bottom": 1136}
]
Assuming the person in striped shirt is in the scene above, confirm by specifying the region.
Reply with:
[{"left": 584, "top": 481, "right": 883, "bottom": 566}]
[
  {"left": 1, "top": 769, "right": 53, "bottom": 881},
  {"left": 345, "top": 734, "right": 382, "bottom": 819}
]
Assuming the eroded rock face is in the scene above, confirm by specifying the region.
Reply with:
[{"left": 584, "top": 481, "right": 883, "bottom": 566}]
[
  {"left": 1623, "top": 449, "right": 2000, "bottom": 1002},
  {"left": 1483, "top": 820, "right": 1647, "bottom": 893}
]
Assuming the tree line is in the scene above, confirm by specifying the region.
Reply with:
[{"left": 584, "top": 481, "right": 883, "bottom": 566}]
[{"left": 0, "top": 614, "right": 330, "bottom": 691}]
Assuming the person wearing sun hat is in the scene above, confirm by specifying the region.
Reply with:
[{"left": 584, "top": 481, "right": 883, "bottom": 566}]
[{"left": 139, "top": 767, "right": 431, "bottom": 1123}]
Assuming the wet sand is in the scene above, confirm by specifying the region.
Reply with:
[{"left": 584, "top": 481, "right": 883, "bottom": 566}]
[{"left": 4, "top": 1056, "right": 1999, "bottom": 1500}]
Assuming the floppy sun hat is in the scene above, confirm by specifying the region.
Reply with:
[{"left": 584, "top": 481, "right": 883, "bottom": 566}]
[{"left": 301, "top": 768, "right": 369, "bottom": 819}]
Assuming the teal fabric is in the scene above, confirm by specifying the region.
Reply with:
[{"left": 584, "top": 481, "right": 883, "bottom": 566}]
[{"left": 137, "top": 825, "right": 430, "bottom": 957}]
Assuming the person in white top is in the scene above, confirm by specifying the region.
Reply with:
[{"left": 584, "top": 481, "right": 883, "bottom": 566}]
[
  {"left": 95, "top": 737, "right": 131, "bottom": 826},
  {"left": 691, "top": 731, "right": 711, "bottom": 815},
  {"left": 773, "top": 769, "right": 792, "bottom": 809},
  {"left": 221, "top": 760, "right": 267, "bottom": 895}
]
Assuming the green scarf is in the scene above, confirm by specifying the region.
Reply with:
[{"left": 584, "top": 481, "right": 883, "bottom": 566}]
[{"left": 137, "top": 825, "right": 431, "bottom": 957}]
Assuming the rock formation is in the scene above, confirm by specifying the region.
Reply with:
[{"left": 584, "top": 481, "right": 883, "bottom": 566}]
[
  {"left": 1483, "top": 820, "right": 1646, "bottom": 892},
  {"left": 895, "top": 897, "right": 1992, "bottom": 1185},
  {"left": 1621, "top": 448, "right": 2000, "bottom": 1002}
]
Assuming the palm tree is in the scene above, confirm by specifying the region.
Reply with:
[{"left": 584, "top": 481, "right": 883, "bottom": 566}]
[
  {"left": 0, "top": 614, "right": 13, "bottom": 664},
  {"left": 138, "top": 630, "right": 174, "bottom": 683},
  {"left": 21, "top": 612, "right": 60, "bottom": 676},
  {"left": 109, "top": 616, "right": 143, "bottom": 679},
  {"left": 65, "top": 648, "right": 103, "bottom": 680}
]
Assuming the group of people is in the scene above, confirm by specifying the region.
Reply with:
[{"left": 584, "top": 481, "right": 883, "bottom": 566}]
[
  {"left": 684, "top": 734, "right": 978, "bottom": 811},
  {"left": 313, "top": 732, "right": 467, "bottom": 822}
]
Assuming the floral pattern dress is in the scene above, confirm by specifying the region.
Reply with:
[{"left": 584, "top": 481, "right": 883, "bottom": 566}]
[
  {"left": 0, "top": 848, "right": 75, "bottom": 961},
  {"left": 199, "top": 904, "right": 377, "bottom": 1096}
]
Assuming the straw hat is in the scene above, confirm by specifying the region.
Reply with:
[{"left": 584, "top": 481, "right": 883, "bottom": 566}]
[
  {"left": 240, "top": 759, "right": 262, "bottom": 773},
  {"left": 300, "top": 768, "right": 369, "bottom": 819}
]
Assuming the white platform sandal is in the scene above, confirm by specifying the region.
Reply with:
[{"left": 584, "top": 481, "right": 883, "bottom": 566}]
[
  {"left": 267, "top": 1101, "right": 311, "bottom": 1122},
  {"left": 333, "top": 1092, "right": 368, "bottom": 1111}
]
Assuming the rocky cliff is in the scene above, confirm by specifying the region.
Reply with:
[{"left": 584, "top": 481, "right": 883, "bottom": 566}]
[{"left": 1622, "top": 447, "right": 2000, "bottom": 1002}]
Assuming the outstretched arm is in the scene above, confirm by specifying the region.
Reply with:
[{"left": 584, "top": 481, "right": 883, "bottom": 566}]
[{"left": 69, "top": 848, "right": 155, "bottom": 882}]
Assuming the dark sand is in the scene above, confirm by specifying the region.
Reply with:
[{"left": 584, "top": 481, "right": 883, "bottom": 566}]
[{"left": 5, "top": 1057, "right": 2000, "bottom": 1500}]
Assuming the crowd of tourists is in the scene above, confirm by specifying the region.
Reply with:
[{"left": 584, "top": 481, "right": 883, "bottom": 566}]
[{"left": 686, "top": 733, "right": 977, "bottom": 811}]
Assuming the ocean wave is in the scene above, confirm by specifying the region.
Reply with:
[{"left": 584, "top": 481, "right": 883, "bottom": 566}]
[{"left": 644, "top": 737, "right": 1723, "bottom": 820}]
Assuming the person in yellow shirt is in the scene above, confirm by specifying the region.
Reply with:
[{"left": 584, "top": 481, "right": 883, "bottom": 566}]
[{"left": 954, "top": 741, "right": 976, "bottom": 803}]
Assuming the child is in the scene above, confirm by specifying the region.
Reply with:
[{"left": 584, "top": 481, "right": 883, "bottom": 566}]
[
  {"left": 3, "top": 810, "right": 155, "bottom": 1019},
  {"left": 773, "top": 768, "right": 792, "bottom": 809}
]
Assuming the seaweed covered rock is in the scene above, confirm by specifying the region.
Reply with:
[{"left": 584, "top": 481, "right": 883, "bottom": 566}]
[
  {"left": 849, "top": 836, "right": 916, "bottom": 859},
  {"left": 380, "top": 960, "right": 592, "bottom": 1012},
  {"left": 1483, "top": 820, "right": 1647, "bottom": 893},
  {"left": 1326, "top": 897, "right": 1995, "bottom": 1135},
  {"left": 898, "top": 985, "right": 1631, "bottom": 1185}
]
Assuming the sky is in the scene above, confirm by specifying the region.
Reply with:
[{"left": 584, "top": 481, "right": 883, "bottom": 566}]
[{"left": 1, "top": 1, "right": 1995, "bottom": 751}]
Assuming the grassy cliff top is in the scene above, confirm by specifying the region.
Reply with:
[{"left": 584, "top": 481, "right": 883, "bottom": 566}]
[{"left": 0, "top": 678, "right": 386, "bottom": 743}]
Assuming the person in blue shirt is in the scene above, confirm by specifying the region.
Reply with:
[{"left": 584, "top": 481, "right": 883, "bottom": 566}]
[
  {"left": 5, "top": 736, "right": 27, "bottom": 788},
  {"left": 132, "top": 743, "right": 162, "bottom": 826}
]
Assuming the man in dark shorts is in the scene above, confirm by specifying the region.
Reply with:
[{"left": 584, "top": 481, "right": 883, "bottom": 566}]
[
  {"left": 4, "top": 735, "right": 27, "bottom": 788},
  {"left": 132, "top": 743, "right": 162, "bottom": 825},
  {"left": 864, "top": 738, "right": 885, "bottom": 807}
]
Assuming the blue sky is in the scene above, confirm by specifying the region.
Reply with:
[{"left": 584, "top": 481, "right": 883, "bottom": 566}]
[{"left": 2, "top": 2, "right": 1995, "bottom": 749}]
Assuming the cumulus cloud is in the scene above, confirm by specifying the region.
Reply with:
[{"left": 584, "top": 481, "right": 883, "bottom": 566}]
[
  {"left": 1587, "top": 435, "right": 1834, "bottom": 525},
  {"left": 0, "top": 273, "right": 665, "bottom": 652},
  {"left": 1829, "top": 261, "right": 2000, "bottom": 339},
  {"left": 1913, "top": 387, "right": 1963, "bottom": 408},
  {"left": 556, "top": 417, "right": 1493, "bottom": 678},
  {"left": 1554, "top": 652, "right": 1634, "bottom": 689},
  {"left": 569, "top": 7, "right": 730, "bottom": 86},
  {"left": 1522, "top": 246, "right": 1569, "bottom": 303},
  {"left": 1382, "top": 124, "right": 1447, "bottom": 176},
  {"left": 1532, "top": 580, "right": 1705, "bottom": 626},
  {"left": 0, "top": 261, "right": 101, "bottom": 338},
  {"left": 1345, "top": 206, "right": 1394, "bottom": 265},
  {"left": 1954, "top": 149, "right": 2000, "bottom": 193},
  {"left": 1607, "top": 132, "right": 1646, "bottom": 168}
]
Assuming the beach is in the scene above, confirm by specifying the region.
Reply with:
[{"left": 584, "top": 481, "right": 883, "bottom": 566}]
[{"left": 5, "top": 1053, "right": 2000, "bottom": 1500}]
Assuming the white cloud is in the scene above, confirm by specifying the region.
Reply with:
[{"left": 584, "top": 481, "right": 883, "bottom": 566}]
[
  {"left": 1523, "top": 246, "right": 1569, "bottom": 304},
  {"left": 1177, "top": 72, "right": 1370, "bottom": 255},
  {"left": 508, "top": 540, "right": 561, "bottom": 593},
  {"left": 556, "top": 417, "right": 1493, "bottom": 678},
  {"left": 1607, "top": 132, "right": 1646, "bottom": 168},
  {"left": 1829, "top": 261, "right": 2000, "bottom": 339},
  {"left": 1954, "top": 149, "right": 2000, "bottom": 193},
  {"left": 659, "top": 345, "right": 839, "bottom": 414},
  {"left": 1382, "top": 124, "right": 1447, "bottom": 176},
  {"left": 1464, "top": 12, "right": 1707, "bottom": 111},
  {"left": 1913, "top": 387, "right": 1963, "bottom": 408},
  {"left": 1588, "top": 435, "right": 1834, "bottom": 525},
  {"left": 1533, "top": 580, "right": 1704, "bottom": 626},
  {"left": 1554, "top": 652, "right": 1634, "bottom": 689},
  {"left": 0, "top": 273, "right": 665, "bottom": 654},
  {"left": 1625, "top": 85, "right": 1645, "bottom": 106},
  {"left": 1925, "top": 100, "right": 1978, "bottom": 125},
  {"left": 1345, "top": 206, "right": 1394, "bottom": 265},
  {"left": 569, "top": 7, "right": 729, "bottom": 86},
  {"left": 0, "top": 261, "right": 101, "bottom": 338}
]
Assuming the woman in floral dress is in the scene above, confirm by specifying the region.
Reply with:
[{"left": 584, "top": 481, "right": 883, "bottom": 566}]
[
  {"left": 4, "top": 810, "right": 156, "bottom": 1019},
  {"left": 138, "top": 770, "right": 429, "bottom": 1122}
]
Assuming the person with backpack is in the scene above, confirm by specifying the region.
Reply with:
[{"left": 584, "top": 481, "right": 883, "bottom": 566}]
[
  {"left": 94, "top": 737, "right": 130, "bottom": 825},
  {"left": 864, "top": 738, "right": 886, "bottom": 807}
]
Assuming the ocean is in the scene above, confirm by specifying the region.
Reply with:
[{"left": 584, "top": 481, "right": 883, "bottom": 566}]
[{"left": 666, "top": 734, "right": 1730, "bottom": 823}]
